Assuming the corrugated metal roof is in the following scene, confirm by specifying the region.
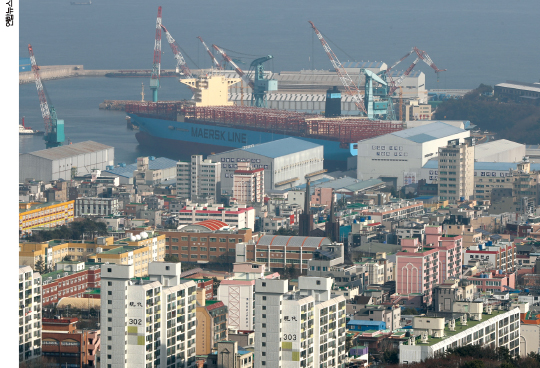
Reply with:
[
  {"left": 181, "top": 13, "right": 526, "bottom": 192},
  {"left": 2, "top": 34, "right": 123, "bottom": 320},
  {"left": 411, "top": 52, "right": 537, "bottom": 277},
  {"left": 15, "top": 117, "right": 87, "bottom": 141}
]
[
  {"left": 474, "top": 139, "right": 525, "bottom": 159},
  {"left": 239, "top": 138, "right": 322, "bottom": 158},
  {"left": 391, "top": 122, "right": 466, "bottom": 143},
  {"left": 25, "top": 141, "right": 113, "bottom": 161},
  {"left": 387, "top": 70, "right": 423, "bottom": 78},
  {"left": 342, "top": 61, "right": 385, "bottom": 68},
  {"left": 104, "top": 157, "right": 177, "bottom": 178},
  {"left": 422, "top": 160, "right": 540, "bottom": 171},
  {"left": 344, "top": 178, "right": 385, "bottom": 192}
]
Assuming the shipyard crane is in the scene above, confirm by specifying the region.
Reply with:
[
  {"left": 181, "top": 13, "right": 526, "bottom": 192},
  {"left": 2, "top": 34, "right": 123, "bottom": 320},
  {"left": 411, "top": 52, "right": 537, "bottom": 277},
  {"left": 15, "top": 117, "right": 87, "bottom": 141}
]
[
  {"left": 308, "top": 21, "right": 367, "bottom": 115},
  {"left": 28, "top": 44, "right": 64, "bottom": 149},
  {"left": 197, "top": 36, "right": 222, "bottom": 70},
  {"left": 161, "top": 24, "right": 192, "bottom": 77},
  {"left": 150, "top": 6, "right": 162, "bottom": 102}
]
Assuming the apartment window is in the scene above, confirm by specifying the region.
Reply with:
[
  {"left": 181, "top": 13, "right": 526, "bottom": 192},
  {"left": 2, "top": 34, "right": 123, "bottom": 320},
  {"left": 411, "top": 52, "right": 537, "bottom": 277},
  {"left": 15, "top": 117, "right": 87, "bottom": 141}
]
[
  {"left": 172, "top": 238, "right": 179, "bottom": 243},
  {"left": 210, "top": 248, "right": 217, "bottom": 252},
  {"left": 262, "top": 314, "right": 266, "bottom": 318},
  {"left": 108, "top": 318, "right": 112, "bottom": 322},
  {"left": 262, "top": 296, "right": 267, "bottom": 301},
  {"left": 262, "top": 282, "right": 266, "bottom": 287},
  {"left": 108, "top": 282, "right": 112, "bottom": 286},
  {"left": 262, "top": 323, "right": 266, "bottom": 328},
  {"left": 107, "top": 268, "right": 112, "bottom": 272},
  {"left": 210, "top": 238, "right": 217, "bottom": 242},
  {"left": 200, "top": 237, "right": 207, "bottom": 242},
  {"left": 108, "top": 309, "right": 112, "bottom": 314},
  {"left": 219, "top": 238, "right": 227, "bottom": 243},
  {"left": 108, "top": 291, "right": 112, "bottom": 295},
  {"left": 262, "top": 306, "right": 266, "bottom": 310},
  {"left": 108, "top": 336, "right": 112, "bottom": 341},
  {"left": 262, "top": 352, "right": 266, "bottom": 356},
  {"left": 108, "top": 327, "right": 112, "bottom": 331},
  {"left": 108, "top": 300, "right": 112, "bottom": 305},
  {"left": 262, "top": 333, "right": 266, "bottom": 337},
  {"left": 181, "top": 246, "right": 188, "bottom": 251},
  {"left": 262, "top": 342, "right": 266, "bottom": 347},
  {"left": 191, "top": 247, "right": 197, "bottom": 251},
  {"left": 262, "top": 362, "right": 266, "bottom": 366}
]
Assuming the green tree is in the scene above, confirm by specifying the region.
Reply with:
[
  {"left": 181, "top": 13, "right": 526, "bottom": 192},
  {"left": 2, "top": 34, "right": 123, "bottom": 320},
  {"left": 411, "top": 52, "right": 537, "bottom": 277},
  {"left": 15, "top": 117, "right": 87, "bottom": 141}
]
[
  {"left": 34, "top": 255, "right": 46, "bottom": 274},
  {"left": 275, "top": 227, "right": 298, "bottom": 236},
  {"left": 403, "top": 307, "right": 419, "bottom": 315},
  {"left": 463, "top": 360, "right": 485, "bottom": 368},
  {"left": 164, "top": 254, "right": 180, "bottom": 263}
]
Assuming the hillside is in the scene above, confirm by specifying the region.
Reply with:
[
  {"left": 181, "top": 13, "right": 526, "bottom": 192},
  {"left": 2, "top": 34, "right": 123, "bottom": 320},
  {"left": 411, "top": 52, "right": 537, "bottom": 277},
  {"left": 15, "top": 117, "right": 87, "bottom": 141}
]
[{"left": 433, "top": 84, "right": 540, "bottom": 144}]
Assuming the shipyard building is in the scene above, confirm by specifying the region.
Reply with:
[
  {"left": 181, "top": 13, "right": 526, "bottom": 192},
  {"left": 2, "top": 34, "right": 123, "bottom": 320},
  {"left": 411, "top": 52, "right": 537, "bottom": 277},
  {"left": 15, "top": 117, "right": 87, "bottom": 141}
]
[
  {"left": 356, "top": 122, "right": 470, "bottom": 188},
  {"left": 19, "top": 141, "right": 114, "bottom": 183},
  {"left": 208, "top": 138, "right": 325, "bottom": 194}
]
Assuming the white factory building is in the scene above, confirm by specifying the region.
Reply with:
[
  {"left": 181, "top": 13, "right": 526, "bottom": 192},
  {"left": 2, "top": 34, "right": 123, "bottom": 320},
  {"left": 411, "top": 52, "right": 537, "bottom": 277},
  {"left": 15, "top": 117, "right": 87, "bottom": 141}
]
[
  {"left": 356, "top": 122, "right": 470, "bottom": 188},
  {"left": 19, "top": 141, "right": 114, "bottom": 182},
  {"left": 100, "top": 263, "right": 198, "bottom": 368},
  {"left": 208, "top": 138, "right": 325, "bottom": 193}
]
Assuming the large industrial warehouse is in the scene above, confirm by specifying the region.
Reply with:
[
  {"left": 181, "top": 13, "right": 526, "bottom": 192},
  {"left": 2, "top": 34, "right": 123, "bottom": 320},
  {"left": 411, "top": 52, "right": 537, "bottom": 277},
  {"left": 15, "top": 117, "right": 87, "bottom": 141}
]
[
  {"left": 356, "top": 122, "right": 470, "bottom": 188},
  {"left": 208, "top": 137, "right": 325, "bottom": 194},
  {"left": 19, "top": 141, "right": 114, "bottom": 182}
]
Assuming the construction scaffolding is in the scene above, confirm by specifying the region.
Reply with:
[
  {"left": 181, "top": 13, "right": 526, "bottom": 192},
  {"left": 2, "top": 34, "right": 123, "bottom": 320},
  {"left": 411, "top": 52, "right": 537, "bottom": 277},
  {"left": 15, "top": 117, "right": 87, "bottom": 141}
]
[{"left": 126, "top": 103, "right": 404, "bottom": 144}]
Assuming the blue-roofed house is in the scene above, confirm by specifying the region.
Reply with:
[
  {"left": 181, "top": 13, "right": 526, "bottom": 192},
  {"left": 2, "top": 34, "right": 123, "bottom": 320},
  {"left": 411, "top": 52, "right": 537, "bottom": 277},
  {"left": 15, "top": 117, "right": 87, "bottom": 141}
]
[
  {"left": 103, "top": 156, "right": 178, "bottom": 185},
  {"left": 357, "top": 122, "right": 470, "bottom": 188},
  {"left": 208, "top": 138, "right": 325, "bottom": 193},
  {"left": 347, "top": 320, "right": 386, "bottom": 332}
]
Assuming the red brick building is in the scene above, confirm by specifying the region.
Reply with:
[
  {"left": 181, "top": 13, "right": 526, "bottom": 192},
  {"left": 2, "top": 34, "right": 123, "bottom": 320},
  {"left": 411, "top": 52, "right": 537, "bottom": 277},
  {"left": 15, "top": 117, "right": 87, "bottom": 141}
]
[
  {"left": 185, "top": 277, "right": 214, "bottom": 300},
  {"left": 42, "top": 317, "right": 101, "bottom": 367},
  {"left": 41, "top": 263, "right": 101, "bottom": 306}
]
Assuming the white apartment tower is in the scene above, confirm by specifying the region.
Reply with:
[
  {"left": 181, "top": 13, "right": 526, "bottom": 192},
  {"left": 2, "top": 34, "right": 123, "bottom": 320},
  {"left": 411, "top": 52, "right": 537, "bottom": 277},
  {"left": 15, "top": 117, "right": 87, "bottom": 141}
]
[
  {"left": 233, "top": 162, "right": 265, "bottom": 204},
  {"left": 177, "top": 155, "right": 221, "bottom": 202},
  {"left": 19, "top": 265, "right": 42, "bottom": 364},
  {"left": 100, "top": 262, "right": 198, "bottom": 368},
  {"left": 438, "top": 137, "right": 475, "bottom": 203},
  {"left": 254, "top": 277, "right": 347, "bottom": 368}
]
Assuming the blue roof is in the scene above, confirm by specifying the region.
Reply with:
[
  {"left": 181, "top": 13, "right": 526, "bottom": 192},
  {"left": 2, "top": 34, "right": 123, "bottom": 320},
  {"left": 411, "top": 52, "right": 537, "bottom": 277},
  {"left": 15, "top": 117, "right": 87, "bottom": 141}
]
[
  {"left": 388, "top": 70, "right": 422, "bottom": 78},
  {"left": 240, "top": 138, "right": 322, "bottom": 158},
  {"left": 104, "top": 157, "right": 178, "bottom": 178},
  {"left": 347, "top": 320, "right": 385, "bottom": 326},
  {"left": 391, "top": 122, "right": 466, "bottom": 143}
]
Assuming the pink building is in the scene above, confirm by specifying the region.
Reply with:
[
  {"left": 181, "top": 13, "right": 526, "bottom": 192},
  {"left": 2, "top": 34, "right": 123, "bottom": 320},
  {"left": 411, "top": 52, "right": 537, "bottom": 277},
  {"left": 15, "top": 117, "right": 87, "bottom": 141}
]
[
  {"left": 396, "top": 238, "right": 440, "bottom": 306},
  {"left": 466, "top": 270, "right": 516, "bottom": 293},
  {"left": 396, "top": 227, "right": 462, "bottom": 306},
  {"left": 311, "top": 187, "right": 334, "bottom": 207},
  {"left": 233, "top": 162, "right": 264, "bottom": 204}
]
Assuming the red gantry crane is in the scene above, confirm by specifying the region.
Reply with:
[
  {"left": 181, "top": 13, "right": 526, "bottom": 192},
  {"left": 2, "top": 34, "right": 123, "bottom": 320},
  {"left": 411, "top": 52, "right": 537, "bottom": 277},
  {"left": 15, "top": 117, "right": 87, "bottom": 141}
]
[
  {"left": 308, "top": 21, "right": 367, "bottom": 115},
  {"left": 198, "top": 36, "right": 223, "bottom": 70},
  {"left": 161, "top": 24, "right": 192, "bottom": 78},
  {"left": 212, "top": 44, "right": 253, "bottom": 88},
  {"left": 150, "top": 6, "right": 162, "bottom": 102}
]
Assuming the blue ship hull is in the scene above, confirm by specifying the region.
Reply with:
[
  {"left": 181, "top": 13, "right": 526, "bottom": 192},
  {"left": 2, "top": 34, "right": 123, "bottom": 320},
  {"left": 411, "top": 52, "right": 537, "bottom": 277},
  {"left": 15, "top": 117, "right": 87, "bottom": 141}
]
[{"left": 129, "top": 114, "right": 353, "bottom": 165}]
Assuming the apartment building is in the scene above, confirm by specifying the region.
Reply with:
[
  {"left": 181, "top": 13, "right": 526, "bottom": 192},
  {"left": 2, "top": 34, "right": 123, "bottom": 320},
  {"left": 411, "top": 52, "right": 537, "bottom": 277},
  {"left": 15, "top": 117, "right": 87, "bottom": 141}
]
[
  {"left": 75, "top": 197, "right": 120, "bottom": 216},
  {"left": 233, "top": 162, "right": 265, "bottom": 204},
  {"left": 100, "top": 263, "right": 198, "bottom": 368},
  {"left": 87, "top": 232, "right": 167, "bottom": 277},
  {"left": 177, "top": 203, "right": 255, "bottom": 230},
  {"left": 156, "top": 222, "right": 257, "bottom": 264},
  {"left": 217, "top": 262, "right": 280, "bottom": 331},
  {"left": 19, "top": 265, "right": 42, "bottom": 364},
  {"left": 195, "top": 290, "right": 228, "bottom": 355},
  {"left": 464, "top": 241, "right": 516, "bottom": 274},
  {"left": 438, "top": 137, "right": 475, "bottom": 203},
  {"left": 254, "top": 277, "right": 347, "bottom": 368},
  {"left": 20, "top": 240, "right": 70, "bottom": 271},
  {"left": 19, "top": 200, "right": 75, "bottom": 234},
  {"left": 363, "top": 200, "right": 424, "bottom": 223},
  {"left": 236, "top": 235, "right": 333, "bottom": 272},
  {"left": 466, "top": 270, "right": 516, "bottom": 293},
  {"left": 42, "top": 317, "right": 101, "bottom": 367},
  {"left": 433, "top": 279, "right": 477, "bottom": 313},
  {"left": 308, "top": 243, "right": 364, "bottom": 287},
  {"left": 425, "top": 226, "right": 463, "bottom": 283},
  {"left": 443, "top": 223, "right": 482, "bottom": 249},
  {"left": 399, "top": 306, "right": 521, "bottom": 363},
  {"left": 177, "top": 155, "right": 221, "bottom": 203},
  {"left": 41, "top": 261, "right": 101, "bottom": 306}
]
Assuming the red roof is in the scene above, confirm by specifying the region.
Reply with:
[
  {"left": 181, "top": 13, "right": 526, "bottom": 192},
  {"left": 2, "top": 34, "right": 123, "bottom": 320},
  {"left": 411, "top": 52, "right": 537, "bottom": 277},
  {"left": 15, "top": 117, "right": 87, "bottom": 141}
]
[{"left": 193, "top": 220, "right": 229, "bottom": 231}]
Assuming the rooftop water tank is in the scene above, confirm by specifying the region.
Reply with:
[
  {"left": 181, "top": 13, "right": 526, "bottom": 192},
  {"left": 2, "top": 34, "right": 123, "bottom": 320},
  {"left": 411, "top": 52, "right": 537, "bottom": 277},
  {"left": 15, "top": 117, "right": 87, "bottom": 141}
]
[
  {"left": 368, "top": 216, "right": 372, "bottom": 220},
  {"left": 119, "top": 163, "right": 126, "bottom": 167},
  {"left": 360, "top": 217, "right": 366, "bottom": 222},
  {"left": 525, "top": 289, "right": 530, "bottom": 293}
]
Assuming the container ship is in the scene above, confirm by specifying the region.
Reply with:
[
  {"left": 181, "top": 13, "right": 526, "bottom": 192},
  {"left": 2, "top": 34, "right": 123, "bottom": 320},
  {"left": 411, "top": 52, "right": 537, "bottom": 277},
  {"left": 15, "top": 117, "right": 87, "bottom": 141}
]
[{"left": 125, "top": 75, "right": 404, "bottom": 167}]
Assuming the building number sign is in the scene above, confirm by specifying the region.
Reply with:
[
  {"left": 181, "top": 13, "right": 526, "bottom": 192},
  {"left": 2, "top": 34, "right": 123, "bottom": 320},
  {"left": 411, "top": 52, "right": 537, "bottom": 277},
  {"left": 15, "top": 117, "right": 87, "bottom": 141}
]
[
  {"left": 129, "top": 318, "right": 142, "bottom": 325},
  {"left": 283, "top": 334, "right": 297, "bottom": 341}
]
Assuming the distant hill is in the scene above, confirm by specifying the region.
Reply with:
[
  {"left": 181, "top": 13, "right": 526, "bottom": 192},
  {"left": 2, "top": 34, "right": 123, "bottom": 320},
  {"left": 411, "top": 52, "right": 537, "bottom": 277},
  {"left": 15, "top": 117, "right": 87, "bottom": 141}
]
[{"left": 433, "top": 84, "right": 540, "bottom": 144}]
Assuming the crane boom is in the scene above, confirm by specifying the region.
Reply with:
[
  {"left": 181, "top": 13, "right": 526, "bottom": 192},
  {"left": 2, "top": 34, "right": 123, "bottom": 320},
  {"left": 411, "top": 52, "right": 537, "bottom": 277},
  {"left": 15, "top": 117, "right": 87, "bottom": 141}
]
[
  {"left": 28, "top": 44, "right": 52, "bottom": 135},
  {"left": 389, "top": 57, "right": 420, "bottom": 95},
  {"left": 150, "top": 6, "right": 162, "bottom": 102},
  {"left": 161, "top": 24, "right": 192, "bottom": 77},
  {"left": 212, "top": 44, "right": 253, "bottom": 88},
  {"left": 413, "top": 47, "right": 446, "bottom": 73},
  {"left": 387, "top": 48, "right": 415, "bottom": 72},
  {"left": 197, "top": 36, "right": 222, "bottom": 70},
  {"left": 308, "top": 21, "right": 367, "bottom": 115}
]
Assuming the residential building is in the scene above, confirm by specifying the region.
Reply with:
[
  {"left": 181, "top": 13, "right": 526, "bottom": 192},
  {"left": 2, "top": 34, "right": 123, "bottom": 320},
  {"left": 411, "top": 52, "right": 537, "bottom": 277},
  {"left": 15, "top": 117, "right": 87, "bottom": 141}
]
[
  {"left": 41, "top": 261, "right": 101, "bottom": 306},
  {"left": 356, "top": 122, "right": 470, "bottom": 188},
  {"left": 177, "top": 155, "right": 221, "bottom": 202},
  {"left": 86, "top": 231, "right": 167, "bottom": 277},
  {"left": 19, "top": 265, "right": 42, "bottom": 364},
  {"left": 177, "top": 203, "right": 255, "bottom": 230},
  {"left": 236, "top": 235, "right": 333, "bottom": 272},
  {"left": 254, "top": 277, "right": 347, "bottom": 368},
  {"left": 206, "top": 341, "right": 254, "bottom": 368},
  {"left": 195, "top": 289, "right": 228, "bottom": 355},
  {"left": 399, "top": 306, "right": 521, "bottom": 363},
  {"left": 155, "top": 222, "right": 257, "bottom": 264},
  {"left": 438, "top": 137, "right": 475, "bottom": 203},
  {"left": 356, "top": 258, "right": 394, "bottom": 286},
  {"left": 466, "top": 270, "right": 516, "bottom": 293},
  {"left": 519, "top": 303, "right": 540, "bottom": 356},
  {"left": 433, "top": 279, "right": 477, "bottom": 313},
  {"left": 424, "top": 226, "right": 463, "bottom": 283},
  {"left": 19, "top": 200, "right": 75, "bottom": 234},
  {"left": 233, "top": 162, "right": 265, "bottom": 204},
  {"left": 75, "top": 197, "right": 120, "bottom": 217},
  {"left": 19, "top": 240, "right": 70, "bottom": 271},
  {"left": 42, "top": 317, "right": 101, "bottom": 367},
  {"left": 349, "top": 304, "right": 401, "bottom": 331},
  {"left": 217, "top": 262, "right": 280, "bottom": 331},
  {"left": 209, "top": 137, "right": 324, "bottom": 193},
  {"left": 99, "top": 262, "right": 198, "bottom": 368},
  {"left": 363, "top": 200, "right": 424, "bottom": 223},
  {"left": 307, "top": 243, "right": 364, "bottom": 287},
  {"left": 464, "top": 241, "right": 516, "bottom": 274}
]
